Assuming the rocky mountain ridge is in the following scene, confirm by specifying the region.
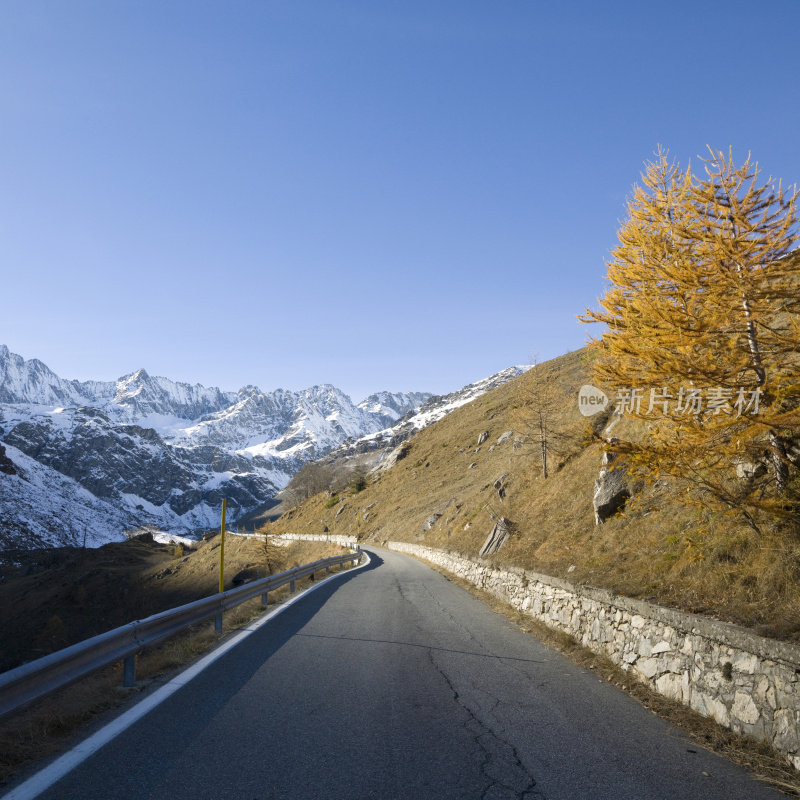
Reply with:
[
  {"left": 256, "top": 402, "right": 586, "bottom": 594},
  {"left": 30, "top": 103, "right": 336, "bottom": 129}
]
[
  {"left": 319, "top": 365, "right": 528, "bottom": 465},
  {"left": 0, "top": 345, "right": 430, "bottom": 548},
  {"left": 240, "top": 365, "right": 530, "bottom": 526}
]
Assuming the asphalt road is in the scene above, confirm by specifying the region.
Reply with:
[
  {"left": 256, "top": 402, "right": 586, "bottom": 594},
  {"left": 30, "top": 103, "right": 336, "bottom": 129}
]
[{"left": 20, "top": 547, "right": 785, "bottom": 800}]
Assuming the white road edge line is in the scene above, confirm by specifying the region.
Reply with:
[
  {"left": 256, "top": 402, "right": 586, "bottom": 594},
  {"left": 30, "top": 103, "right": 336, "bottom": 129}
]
[{"left": 1, "top": 551, "right": 371, "bottom": 800}]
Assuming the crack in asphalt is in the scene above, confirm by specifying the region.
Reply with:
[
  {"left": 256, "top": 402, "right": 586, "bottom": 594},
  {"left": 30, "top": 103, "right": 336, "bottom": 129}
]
[
  {"left": 426, "top": 648, "right": 546, "bottom": 800},
  {"left": 424, "top": 578, "right": 486, "bottom": 646},
  {"left": 390, "top": 564, "right": 547, "bottom": 798},
  {"left": 294, "top": 632, "right": 547, "bottom": 665}
]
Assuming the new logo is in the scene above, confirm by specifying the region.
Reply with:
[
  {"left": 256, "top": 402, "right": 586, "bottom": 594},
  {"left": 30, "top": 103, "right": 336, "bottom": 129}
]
[{"left": 577, "top": 385, "right": 609, "bottom": 416}]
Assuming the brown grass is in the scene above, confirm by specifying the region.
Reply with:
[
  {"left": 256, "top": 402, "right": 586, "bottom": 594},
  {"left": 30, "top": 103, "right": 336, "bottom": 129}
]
[{"left": 269, "top": 348, "right": 800, "bottom": 642}]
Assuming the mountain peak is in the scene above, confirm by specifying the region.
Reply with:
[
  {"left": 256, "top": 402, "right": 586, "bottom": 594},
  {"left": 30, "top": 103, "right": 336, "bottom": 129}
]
[
  {"left": 120, "top": 367, "right": 151, "bottom": 384},
  {"left": 0, "top": 345, "right": 92, "bottom": 406}
]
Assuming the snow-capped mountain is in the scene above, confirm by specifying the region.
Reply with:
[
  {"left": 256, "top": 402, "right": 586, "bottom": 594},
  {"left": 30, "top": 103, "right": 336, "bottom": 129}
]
[
  {"left": 313, "top": 365, "right": 529, "bottom": 468},
  {"left": 0, "top": 345, "right": 238, "bottom": 422},
  {"left": 0, "top": 345, "right": 110, "bottom": 407},
  {"left": 113, "top": 368, "right": 235, "bottom": 421},
  {"left": 0, "top": 345, "right": 430, "bottom": 548},
  {"left": 0, "top": 442, "right": 141, "bottom": 550},
  {"left": 172, "top": 384, "right": 429, "bottom": 456}
]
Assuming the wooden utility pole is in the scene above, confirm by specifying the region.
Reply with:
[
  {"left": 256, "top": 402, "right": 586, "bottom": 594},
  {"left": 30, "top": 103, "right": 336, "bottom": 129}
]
[{"left": 218, "top": 498, "right": 227, "bottom": 594}]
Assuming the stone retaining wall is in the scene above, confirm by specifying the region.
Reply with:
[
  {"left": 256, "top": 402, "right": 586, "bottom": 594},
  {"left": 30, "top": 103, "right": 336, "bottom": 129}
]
[
  {"left": 276, "top": 533, "right": 358, "bottom": 548},
  {"left": 387, "top": 540, "right": 800, "bottom": 769}
]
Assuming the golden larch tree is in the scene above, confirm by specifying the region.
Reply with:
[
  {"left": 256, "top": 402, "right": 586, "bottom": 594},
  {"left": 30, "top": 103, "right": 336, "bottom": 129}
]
[{"left": 581, "top": 147, "right": 800, "bottom": 525}]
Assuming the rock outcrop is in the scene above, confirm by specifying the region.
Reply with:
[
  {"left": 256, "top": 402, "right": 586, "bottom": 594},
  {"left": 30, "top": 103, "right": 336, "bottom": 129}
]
[
  {"left": 593, "top": 447, "right": 630, "bottom": 524},
  {"left": 0, "top": 442, "right": 15, "bottom": 475},
  {"left": 377, "top": 442, "right": 411, "bottom": 473},
  {"left": 423, "top": 513, "right": 442, "bottom": 531},
  {"left": 494, "top": 474, "right": 509, "bottom": 501},
  {"left": 496, "top": 430, "right": 514, "bottom": 446},
  {"left": 735, "top": 460, "right": 768, "bottom": 480},
  {"left": 479, "top": 517, "right": 511, "bottom": 557},
  {"left": 422, "top": 499, "right": 457, "bottom": 532}
]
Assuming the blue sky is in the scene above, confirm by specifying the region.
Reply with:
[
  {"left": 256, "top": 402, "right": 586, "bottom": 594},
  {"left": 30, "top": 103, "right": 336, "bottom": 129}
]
[{"left": 1, "top": 1, "right": 798, "bottom": 401}]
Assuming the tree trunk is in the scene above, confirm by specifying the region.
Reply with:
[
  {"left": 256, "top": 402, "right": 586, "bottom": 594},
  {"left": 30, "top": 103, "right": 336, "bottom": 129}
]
[
  {"left": 769, "top": 430, "right": 789, "bottom": 494},
  {"left": 732, "top": 251, "right": 786, "bottom": 493},
  {"left": 538, "top": 409, "right": 548, "bottom": 479}
]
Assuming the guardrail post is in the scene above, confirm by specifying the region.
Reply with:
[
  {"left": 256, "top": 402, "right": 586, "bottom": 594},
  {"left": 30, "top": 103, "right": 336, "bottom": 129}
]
[
  {"left": 261, "top": 590, "right": 268, "bottom": 606},
  {"left": 326, "top": 564, "right": 330, "bottom": 573},
  {"left": 289, "top": 579, "right": 295, "bottom": 593},
  {"left": 215, "top": 613, "right": 223, "bottom": 633},
  {"left": 123, "top": 655, "right": 136, "bottom": 687}
]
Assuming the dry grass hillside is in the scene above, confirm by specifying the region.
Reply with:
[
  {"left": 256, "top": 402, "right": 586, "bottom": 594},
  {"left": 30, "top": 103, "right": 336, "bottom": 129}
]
[
  {"left": 0, "top": 534, "right": 344, "bottom": 673},
  {"left": 267, "top": 348, "right": 800, "bottom": 642}
]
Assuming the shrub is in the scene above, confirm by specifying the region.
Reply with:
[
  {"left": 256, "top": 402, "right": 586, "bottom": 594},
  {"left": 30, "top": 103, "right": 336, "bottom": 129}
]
[{"left": 349, "top": 469, "right": 368, "bottom": 494}]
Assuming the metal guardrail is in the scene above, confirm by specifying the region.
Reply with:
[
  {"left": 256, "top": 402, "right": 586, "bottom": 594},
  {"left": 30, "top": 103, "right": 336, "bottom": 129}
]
[{"left": 0, "top": 549, "right": 363, "bottom": 719}]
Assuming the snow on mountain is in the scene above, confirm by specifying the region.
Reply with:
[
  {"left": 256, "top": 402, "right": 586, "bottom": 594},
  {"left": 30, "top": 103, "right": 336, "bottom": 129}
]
[
  {"left": 0, "top": 348, "right": 236, "bottom": 425},
  {"left": 319, "top": 366, "right": 530, "bottom": 467},
  {"left": 112, "top": 368, "right": 236, "bottom": 421},
  {"left": 396, "top": 366, "right": 529, "bottom": 432},
  {"left": 0, "top": 344, "right": 109, "bottom": 407},
  {"left": 0, "top": 346, "right": 431, "bottom": 547},
  {"left": 145, "top": 383, "right": 431, "bottom": 461},
  {"left": 3, "top": 405, "right": 281, "bottom": 507},
  {"left": 174, "top": 385, "right": 324, "bottom": 453},
  {"left": 0, "top": 345, "right": 528, "bottom": 549},
  {"left": 357, "top": 391, "right": 431, "bottom": 421},
  {"left": 0, "top": 443, "right": 135, "bottom": 550}
]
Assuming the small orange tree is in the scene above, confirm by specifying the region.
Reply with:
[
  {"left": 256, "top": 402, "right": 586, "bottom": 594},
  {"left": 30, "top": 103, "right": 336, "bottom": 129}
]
[{"left": 581, "top": 147, "right": 800, "bottom": 525}]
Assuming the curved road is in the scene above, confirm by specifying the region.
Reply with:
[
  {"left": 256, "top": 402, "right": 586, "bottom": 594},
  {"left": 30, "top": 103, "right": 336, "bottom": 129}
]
[{"left": 15, "top": 548, "right": 784, "bottom": 799}]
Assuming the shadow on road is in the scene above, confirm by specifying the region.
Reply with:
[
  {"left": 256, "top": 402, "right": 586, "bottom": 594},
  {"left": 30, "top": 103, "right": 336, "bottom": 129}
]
[{"left": 143, "top": 549, "right": 383, "bottom": 734}]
